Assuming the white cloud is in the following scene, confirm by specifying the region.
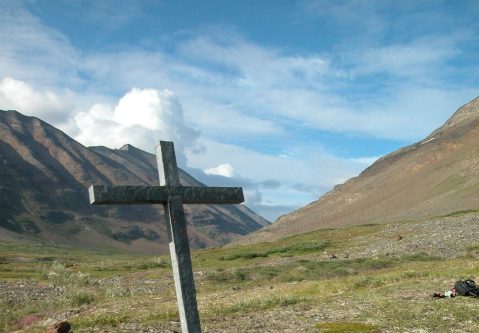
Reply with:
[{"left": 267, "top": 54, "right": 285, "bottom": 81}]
[
  {"left": 352, "top": 38, "right": 460, "bottom": 82},
  {"left": 0, "top": 2, "right": 80, "bottom": 89},
  {"left": 0, "top": 77, "right": 73, "bottom": 125},
  {"left": 74, "top": 88, "right": 200, "bottom": 164},
  {"left": 243, "top": 187, "right": 263, "bottom": 206},
  {"left": 178, "top": 34, "right": 341, "bottom": 90},
  {"left": 204, "top": 163, "right": 235, "bottom": 178},
  {"left": 349, "top": 156, "right": 380, "bottom": 166},
  {"left": 171, "top": 34, "right": 477, "bottom": 142}
]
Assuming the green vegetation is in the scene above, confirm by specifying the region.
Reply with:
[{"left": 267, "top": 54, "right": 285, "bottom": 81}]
[
  {"left": 315, "top": 322, "right": 380, "bottom": 333},
  {"left": 209, "top": 294, "right": 304, "bottom": 317},
  {"left": 1, "top": 219, "right": 479, "bottom": 332},
  {"left": 218, "top": 240, "right": 331, "bottom": 260},
  {"left": 442, "top": 209, "right": 479, "bottom": 217}
]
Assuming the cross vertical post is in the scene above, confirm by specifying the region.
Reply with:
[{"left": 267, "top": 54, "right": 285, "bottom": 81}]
[{"left": 157, "top": 141, "right": 201, "bottom": 333}]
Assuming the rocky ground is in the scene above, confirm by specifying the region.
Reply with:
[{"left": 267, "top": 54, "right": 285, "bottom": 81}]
[{"left": 350, "top": 214, "right": 479, "bottom": 259}]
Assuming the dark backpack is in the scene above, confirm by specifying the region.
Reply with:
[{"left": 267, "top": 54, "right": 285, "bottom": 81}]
[{"left": 454, "top": 279, "right": 479, "bottom": 297}]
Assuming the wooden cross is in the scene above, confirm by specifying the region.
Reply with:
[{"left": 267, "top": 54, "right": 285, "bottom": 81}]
[{"left": 88, "top": 141, "right": 244, "bottom": 333}]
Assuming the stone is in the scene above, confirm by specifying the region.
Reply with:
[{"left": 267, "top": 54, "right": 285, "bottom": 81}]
[{"left": 45, "top": 321, "right": 71, "bottom": 333}]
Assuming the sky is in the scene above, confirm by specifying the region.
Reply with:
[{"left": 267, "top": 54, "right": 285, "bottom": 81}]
[{"left": 1, "top": 0, "right": 479, "bottom": 221}]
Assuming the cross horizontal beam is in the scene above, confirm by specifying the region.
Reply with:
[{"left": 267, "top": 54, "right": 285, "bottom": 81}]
[{"left": 89, "top": 185, "right": 244, "bottom": 205}]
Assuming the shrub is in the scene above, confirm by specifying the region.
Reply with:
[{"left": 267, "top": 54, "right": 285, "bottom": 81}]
[
  {"left": 45, "top": 261, "right": 70, "bottom": 284},
  {"left": 206, "top": 268, "right": 251, "bottom": 283},
  {"left": 234, "top": 268, "right": 249, "bottom": 281},
  {"left": 45, "top": 261, "right": 92, "bottom": 286},
  {"left": 65, "top": 290, "right": 95, "bottom": 306},
  {"left": 104, "top": 276, "right": 131, "bottom": 298}
]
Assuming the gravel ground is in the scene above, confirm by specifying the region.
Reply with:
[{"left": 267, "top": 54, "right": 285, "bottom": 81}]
[{"left": 351, "top": 215, "right": 479, "bottom": 259}]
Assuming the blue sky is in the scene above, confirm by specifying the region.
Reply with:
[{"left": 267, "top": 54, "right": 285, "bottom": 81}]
[{"left": 1, "top": 1, "right": 479, "bottom": 221}]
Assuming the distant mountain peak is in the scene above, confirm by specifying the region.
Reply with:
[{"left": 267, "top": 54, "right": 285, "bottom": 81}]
[
  {"left": 448, "top": 96, "right": 479, "bottom": 125},
  {"left": 119, "top": 144, "right": 135, "bottom": 151},
  {"left": 117, "top": 144, "right": 151, "bottom": 156},
  {"left": 428, "top": 96, "right": 479, "bottom": 139}
]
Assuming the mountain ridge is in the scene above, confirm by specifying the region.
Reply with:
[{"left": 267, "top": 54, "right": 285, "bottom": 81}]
[
  {"left": 0, "top": 110, "right": 269, "bottom": 253},
  {"left": 239, "top": 96, "right": 479, "bottom": 244}
]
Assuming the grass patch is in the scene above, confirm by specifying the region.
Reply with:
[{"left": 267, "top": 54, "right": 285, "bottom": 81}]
[
  {"left": 466, "top": 243, "right": 479, "bottom": 258},
  {"left": 315, "top": 322, "right": 380, "bottom": 333},
  {"left": 206, "top": 267, "right": 251, "bottom": 283},
  {"left": 71, "top": 312, "right": 131, "bottom": 328},
  {"left": 218, "top": 240, "right": 331, "bottom": 261},
  {"left": 353, "top": 276, "right": 385, "bottom": 289},
  {"left": 64, "top": 289, "right": 96, "bottom": 306},
  {"left": 400, "top": 252, "right": 441, "bottom": 262},
  {"left": 143, "top": 309, "right": 179, "bottom": 322},
  {"left": 441, "top": 209, "right": 479, "bottom": 218},
  {"left": 219, "top": 251, "right": 269, "bottom": 261},
  {"left": 400, "top": 270, "right": 431, "bottom": 279},
  {"left": 210, "top": 294, "right": 304, "bottom": 316},
  {"left": 44, "top": 261, "right": 93, "bottom": 286},
  {"left": 207, "top": 253, "right": 442, "bottom": 286}
]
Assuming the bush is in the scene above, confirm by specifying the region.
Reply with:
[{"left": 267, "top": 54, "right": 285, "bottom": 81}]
[
  {"left": 104, "top": 276, "right": 131, "bottom": 298},
  {"left": 45, "top": 261, "right": 92, "bottom": 286},
  {"left": 206, "top": 268, "right": 251, "bottom": 283},
  {"left": 65, "top": 290, "right": 95, "bottom": 306},
  {"left": 234, "top": 268, "right": 249, "bottom": 281}
]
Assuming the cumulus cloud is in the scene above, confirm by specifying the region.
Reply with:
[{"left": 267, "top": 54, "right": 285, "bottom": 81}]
[
  {"left": 204, "top": 163, "right": 235, "bottom": 178},
  {"left": 74, "top": 88, "right": 200, "bottom": 165}
]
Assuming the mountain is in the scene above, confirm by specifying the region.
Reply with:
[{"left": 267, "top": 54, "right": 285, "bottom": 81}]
[
  {"left": 0, "top": 110, "right": 269, "bottom": 253},
  {"left": 240, "top": 96, "right": 479, "bottom": 244}
]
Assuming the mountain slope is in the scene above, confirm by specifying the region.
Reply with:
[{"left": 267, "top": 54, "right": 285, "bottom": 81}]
[
  {"left": 0, "top": 110, "right": 268, "bottom": 253},
  {"left": 240, "top": 96, "right": 479, "bottom": 244}
]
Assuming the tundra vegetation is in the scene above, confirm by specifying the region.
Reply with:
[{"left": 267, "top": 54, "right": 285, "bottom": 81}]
[{"left": 1, "top": 214, "right": 479, "bottom": 332}]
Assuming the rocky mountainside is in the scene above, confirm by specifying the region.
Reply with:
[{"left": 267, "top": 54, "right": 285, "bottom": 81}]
[
  {"left": 240, "top": 96, "right": 479, "bottom": 244},
  {"left": 0, "top": 110, "right": 269, "bottom": 253}
]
